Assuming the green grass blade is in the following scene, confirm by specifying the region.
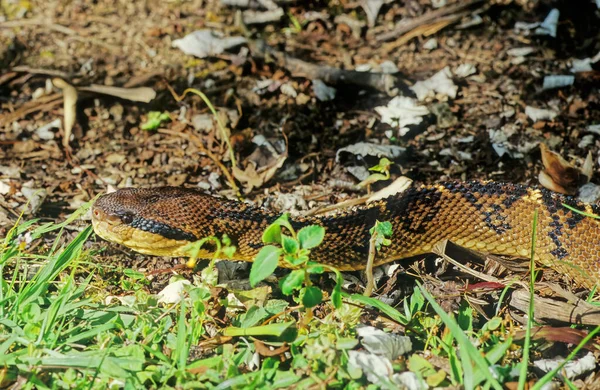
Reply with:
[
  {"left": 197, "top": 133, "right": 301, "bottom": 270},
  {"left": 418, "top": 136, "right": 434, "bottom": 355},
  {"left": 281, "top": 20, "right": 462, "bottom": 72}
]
[
  {"left": 176, "top": 297, "right": 189, "bottom": 371},
  {"left": 472, "top": 338, "right": 513, "bottom": 386},
  {"left": 518, "top": 209, "right": 538, "bottom": 389},
  {"left": 346, "top": 293, "right": 408, "bottom": 325},
  {"left": 223, "top": 321, "right": 295, "bottom": 337},
  {"left": 17, "top": 226, "right": 93, "bottom": 309},
  {"left": 418, "top": 284, "right": 503, "bottom": 390}
]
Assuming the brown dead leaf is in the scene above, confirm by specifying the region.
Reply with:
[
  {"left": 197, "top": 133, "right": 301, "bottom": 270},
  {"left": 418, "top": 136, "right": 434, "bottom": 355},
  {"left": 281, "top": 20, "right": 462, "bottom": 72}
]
[
  {"left": 568, "top": 98, "right": 588, "bottom": 117},
  {"left": 232, "top": 138, "right": 288, "bottom": 193},
  {"left": 253, "top": 339, "right": 289, "bottom": 357},
  {"left": 197, "top": 335, "right": 233, "bottom": 351},
  {"left": 12, "top": 140, "right": 37, "bottom": 154},
  {"left": 514, "top": 326, "right": 600, "bottom": 351},
  {"left": 538, "top": 143, "right": 590, "bottom": 195},
  {"left": 505, "top": 381, "right": 535, "bottom": 390},
  {"left": 532, "top": 121, "right": 546, "bottom": 130},
  {"left": 232, "top": 154, "right": 286, "bottom": 193}
]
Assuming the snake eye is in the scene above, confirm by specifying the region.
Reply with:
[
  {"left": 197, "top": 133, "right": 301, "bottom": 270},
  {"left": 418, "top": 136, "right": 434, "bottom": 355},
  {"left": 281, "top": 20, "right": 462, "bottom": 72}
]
[{"left": 120, "top": 213, "right": 134, "bottom": 224}]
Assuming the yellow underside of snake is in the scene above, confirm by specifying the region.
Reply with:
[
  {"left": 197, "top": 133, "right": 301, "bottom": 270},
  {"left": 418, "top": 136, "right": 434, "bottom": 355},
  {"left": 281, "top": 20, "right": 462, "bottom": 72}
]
[{"left": 91, "top": 181, "right": 600, "bottom": 289}]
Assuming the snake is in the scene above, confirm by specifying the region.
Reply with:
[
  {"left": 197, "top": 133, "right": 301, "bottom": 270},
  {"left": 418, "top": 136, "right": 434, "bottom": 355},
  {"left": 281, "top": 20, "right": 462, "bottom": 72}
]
[{"left": 91, "top": 181, "right": 600, "bottom": 289}]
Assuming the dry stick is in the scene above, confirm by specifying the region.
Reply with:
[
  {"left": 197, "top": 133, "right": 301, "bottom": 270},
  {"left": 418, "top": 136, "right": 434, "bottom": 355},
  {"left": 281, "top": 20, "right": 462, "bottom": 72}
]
[
  {"left": 10, "top": 66, "right": 71, "bottom": 79},
  {"left": 0, "top": 18, "right": 77, "bottom": 35},
  {"left": 248, "top": 40, "right": 402, "bottom": 97},
  {"left": 431, "top": 240, "right": 505, "bottom": 284},
  {"left": 509, "top": 289, "right": 600, "bottom": 326},
  {"left": 0, "top": 93, "right": 63, "bottom": 128},
  {"left": 381, "top": 13, "right": 470, "bottom": 54},
  {"left": 364, "top": 231, "right": 378, "bottom": 297},
  {"left": 375, "top": 0, "right": 486, "bottom": 42},
  {"left": 304, "top": 195, "right": 370, "bottom": 216}
]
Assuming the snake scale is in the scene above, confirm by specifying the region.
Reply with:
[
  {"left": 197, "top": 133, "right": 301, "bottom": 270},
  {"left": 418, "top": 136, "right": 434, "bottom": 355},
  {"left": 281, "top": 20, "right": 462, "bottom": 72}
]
[{"left": 91, "top": 181, "right": 600, "bottom": 288}]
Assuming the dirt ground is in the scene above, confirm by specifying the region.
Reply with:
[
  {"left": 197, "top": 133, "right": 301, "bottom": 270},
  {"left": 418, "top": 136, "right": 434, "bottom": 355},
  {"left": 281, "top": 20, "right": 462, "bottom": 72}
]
[{"left": 1, "top": 0, "right": 600, "bottom": 287}]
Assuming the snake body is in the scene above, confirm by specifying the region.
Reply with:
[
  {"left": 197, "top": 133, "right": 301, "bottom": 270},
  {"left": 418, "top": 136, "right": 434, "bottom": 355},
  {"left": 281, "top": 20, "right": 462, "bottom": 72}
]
[{"left": 91, "top": 181, "right": 600, "bottom": 288}]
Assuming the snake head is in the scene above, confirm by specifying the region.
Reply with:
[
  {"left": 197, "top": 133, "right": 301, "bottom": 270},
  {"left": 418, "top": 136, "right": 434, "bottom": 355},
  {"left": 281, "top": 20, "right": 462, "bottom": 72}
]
[{"left": 92, "top": 187, "right": 200, "bottom": 257}]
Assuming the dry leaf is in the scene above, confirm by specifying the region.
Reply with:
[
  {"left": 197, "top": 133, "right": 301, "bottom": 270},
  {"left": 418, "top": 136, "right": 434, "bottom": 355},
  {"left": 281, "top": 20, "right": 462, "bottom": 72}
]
[
  {"left": 367, "top": 176, "right": 412, "bottom": 203},
  {"left": 232, "top": 136, "right": 288, "bottom": 192},
  {"left": 52, "top": 78, "right": 77, "bottom": 148},
  {"left": 253, "top": 339, "right": 289, "bottom": 357},
  {"left": 232, "top": 154, "right": 286, "bottom": 193},
  {"left": 172, "top": 30, "right": 247, "bottom": 58},
  {"left": 539, "top": 143, "right": 590, "bottom": 195}
]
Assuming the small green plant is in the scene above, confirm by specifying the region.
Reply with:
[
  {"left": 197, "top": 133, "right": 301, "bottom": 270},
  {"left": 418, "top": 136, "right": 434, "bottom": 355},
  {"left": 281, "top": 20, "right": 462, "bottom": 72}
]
[
  {"left": 249, "top": 214, "right": 343, "bottom": 309},
  {"left": 182, "top": 234, "right": 237, "bottom": 285},
  {"left": 141, "top": 111, "right": 171, "bottom": 130},
  {"left": 285, "top": 12, "right": 303, "bottom": 34},
  {"left": 358, "top": 157, "right": 392, "bottom": 190},
  {"left": 364, "top": 220, "right": 393, "bottom": 296}
]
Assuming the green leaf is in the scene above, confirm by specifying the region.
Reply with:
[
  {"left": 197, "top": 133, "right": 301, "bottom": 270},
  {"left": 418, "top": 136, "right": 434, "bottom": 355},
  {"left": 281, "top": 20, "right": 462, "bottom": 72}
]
[
  {"left": 250, "top": 246, "right": 282, "bottom": 287},
  {"left": 331, "top": 271, "right": 343, "bottom": 309},
  {"left": 336, "top": 338, "right": 359, "bottom": 350},
  {"left": 306, "top": 262, "right": 324, "bottom": 274},
  {"left": 369, "top": 220, "right": 393, "bottom": 250},
  {"left": 457, "top": 302, "right": 473, "bottom": 333},
  {"left": 141, "top": 111, "right": 171, "bottom": 130},
  {"left": 485, "top": 317, "right": 502, "bottom": 331},
  {"left": 298, "top": 225, "right": 325, "bottom": 249},
  {"left": 408, "top": 288, "right": 425, "bottom": 318},
  {"left": 237, "top": 306, "right": 269, "bottom": 328},
  {"left": 222, "top": 245, "right": 236, "bottom": 258},
  {"left": 262, "top": 222, "right": 282, "bottom": 244},
  {"left": 370, "top": 220, "right": 393, "bottom": 237},
  {"left": 282, "top": 236, "right": 299, "bottom": 254},
  {"left": 408, "top": 354, "right": 436, "bottom": 377},
  {"left": 301, "top": 286, "right": 322, "bottom": 308},
  {"left": 123, "top": 268, "right": 146, "bottom": 280},
  {"left": 283, "top": 254, "right": 305, "bottom": 266},
  {"left": 369, "top": 158, "right": 392, "bottom": 173},
  {"left": 279, "top": 270, "right": 305, "bottom": 295}
]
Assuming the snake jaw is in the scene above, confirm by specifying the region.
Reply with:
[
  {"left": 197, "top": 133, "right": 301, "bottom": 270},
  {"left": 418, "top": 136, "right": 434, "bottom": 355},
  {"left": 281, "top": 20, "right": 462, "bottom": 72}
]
[{"left": 92, "top": 205, "right": 192, "bottom": 257}]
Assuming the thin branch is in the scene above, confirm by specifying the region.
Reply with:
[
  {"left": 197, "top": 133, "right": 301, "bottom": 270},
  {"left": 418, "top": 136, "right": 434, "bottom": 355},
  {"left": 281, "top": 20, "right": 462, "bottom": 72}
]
[
  {"left": 248, "top": 40, "right": 404, "bottom": 96},
  {"left": 375, "top": 0, "right": 486, "bottom": 42}
]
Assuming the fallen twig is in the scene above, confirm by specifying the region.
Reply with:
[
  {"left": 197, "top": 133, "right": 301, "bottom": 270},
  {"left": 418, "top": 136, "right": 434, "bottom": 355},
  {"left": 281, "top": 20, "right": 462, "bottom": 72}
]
[
  {"left": 248, "top": 40, "right": 404, "bottom": 96},
  {"left": 0, "top": 93, "right": 63, "bottom": 128},
  {"left": 375, "top": 0, "right": 486, "bottom": 42},
  {"left": 10, "top": 66, "right": 71, "bottom": 79},
  {"left": 509, "top": 289, "right": 600, "bottom": 325},
  {"left": 364, "top": 230, "right": 378, "bottom": 297}
]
